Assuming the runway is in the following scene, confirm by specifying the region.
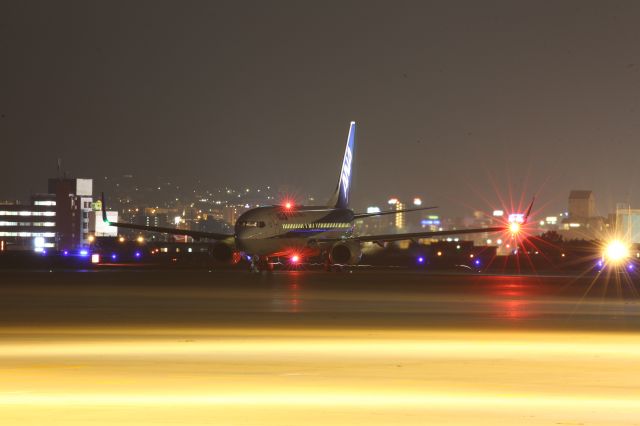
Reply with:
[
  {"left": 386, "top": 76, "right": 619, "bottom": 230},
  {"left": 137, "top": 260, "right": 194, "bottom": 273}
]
[{"left": 1, "top": 270, "right": 639, "bottom": 425}]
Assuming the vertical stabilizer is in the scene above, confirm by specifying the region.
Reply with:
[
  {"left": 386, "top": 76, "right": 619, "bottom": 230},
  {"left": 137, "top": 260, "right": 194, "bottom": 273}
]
[{"left": 327, "top": 121, "right": 356, "bottom": 209}]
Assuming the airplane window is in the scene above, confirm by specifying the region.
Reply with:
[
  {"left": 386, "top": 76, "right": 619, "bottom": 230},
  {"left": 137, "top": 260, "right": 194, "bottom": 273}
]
[{"left": 258, "top": 221, "right": 266, "bottom": 228}]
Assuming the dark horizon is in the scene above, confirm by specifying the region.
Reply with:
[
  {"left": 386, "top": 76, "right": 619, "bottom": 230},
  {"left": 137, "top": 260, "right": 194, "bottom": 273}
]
[{"left": 2, "top": 1, "right": 640, "bottom": 216}]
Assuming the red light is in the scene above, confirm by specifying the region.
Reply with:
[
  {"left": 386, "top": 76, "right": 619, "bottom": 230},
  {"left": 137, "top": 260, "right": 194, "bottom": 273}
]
[
  {"left": 285, "top": 202, "right": 292, "bottom": 209},
  {"left": 291, "top": 255, "right": 300, "bottom": 263}
]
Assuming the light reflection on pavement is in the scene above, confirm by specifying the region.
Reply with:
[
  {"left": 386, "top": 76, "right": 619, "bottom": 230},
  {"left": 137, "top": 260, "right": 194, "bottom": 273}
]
[{"left": 1, "top": 270, "right": 640, "bottom": 425}]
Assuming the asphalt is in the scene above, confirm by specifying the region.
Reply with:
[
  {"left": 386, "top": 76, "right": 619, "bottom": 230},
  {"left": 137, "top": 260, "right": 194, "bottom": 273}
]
[
  {"left": 0, "top": 269, "right": 639, "bottom": 330},
  {"left": 1, "top": 269, "right": 639, "bottom": 425}
]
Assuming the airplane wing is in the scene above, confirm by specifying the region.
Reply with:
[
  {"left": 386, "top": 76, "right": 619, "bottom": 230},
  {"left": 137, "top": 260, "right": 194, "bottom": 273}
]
[
  {"left": 100, "top": 193, "right": 234, "bottom": 241},
  {"left": 351, "top": 197, "right": 535, "bottom": 244},
  {"left": 351, "top": 226, "right": 505, "bottom": 243},
  {"left": 353, "top": 205, "right": 438, "bottom": 219}
]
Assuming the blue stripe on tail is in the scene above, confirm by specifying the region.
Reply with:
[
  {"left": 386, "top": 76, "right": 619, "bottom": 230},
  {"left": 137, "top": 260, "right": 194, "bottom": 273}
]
[{"left": 328, "top": 122, "right": 356, "bottom": 209}]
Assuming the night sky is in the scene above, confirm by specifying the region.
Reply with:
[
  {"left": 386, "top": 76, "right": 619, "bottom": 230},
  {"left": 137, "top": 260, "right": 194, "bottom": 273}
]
[{"left": 2, "top": 1, "right": 640, "bottom": 216}]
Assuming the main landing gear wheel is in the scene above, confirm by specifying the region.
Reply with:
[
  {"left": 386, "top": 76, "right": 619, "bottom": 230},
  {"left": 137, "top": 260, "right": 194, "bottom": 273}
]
[{"left": 324, "top": 256, "right": 342, "bottom": 272}]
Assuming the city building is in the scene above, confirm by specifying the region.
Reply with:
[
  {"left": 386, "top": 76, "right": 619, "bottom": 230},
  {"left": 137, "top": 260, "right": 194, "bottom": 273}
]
[
  {"left": 615, "top": 204, "right": 640, "bottom": 243},
  {"left": 0, "top": 177, "right": 94, "bottom": 252},
  {"left": 561, "top": 190, "right": 607, "bottom": 240},
  {"left": 48, "top": 178, "right": 94, "bottom": 250},
  {"left": 0, "top": 197, "right": 57, "bottom": 251},
  {"left": 568, "top": 190, "right": 596, "bottom": 221}
]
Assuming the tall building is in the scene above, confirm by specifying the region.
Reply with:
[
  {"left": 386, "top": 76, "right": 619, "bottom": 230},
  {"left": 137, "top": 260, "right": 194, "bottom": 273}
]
[
  {"left": 48, "top": 178, "right": 94, "bottom": 250},
  {"left": 561, "top": 190, "right": 607, "bottom": 240},
  {"left": 615, "top": 204, "right": 640, "bottom": 243},
  {"left": 568, "top": 190, "right": 595, "bottom": 220}
]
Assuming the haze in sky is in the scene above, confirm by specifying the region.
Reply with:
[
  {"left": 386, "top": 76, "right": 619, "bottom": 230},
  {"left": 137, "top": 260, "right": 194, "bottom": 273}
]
[{"left": 2, "top": 1, "right": 640, "bottom": 216}]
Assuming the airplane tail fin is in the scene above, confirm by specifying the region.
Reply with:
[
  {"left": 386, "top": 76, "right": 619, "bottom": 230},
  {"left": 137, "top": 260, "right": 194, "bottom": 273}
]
[
  {"left": 327, "top": 121, "right": 356, "bottom": 209},
  {"left": 101, "top": 192, "right": 109, "bottom": 223},
  {"left": 523, "top": 197, "right": 535, "bottom": 224}
]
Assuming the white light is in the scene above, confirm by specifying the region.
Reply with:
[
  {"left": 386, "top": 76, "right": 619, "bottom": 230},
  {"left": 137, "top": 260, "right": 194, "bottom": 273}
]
[
  {"left": 413, "top": 198, "right": 422, "bottom": 206},
  {"left": 33, "top": 236, "right": 45, "bottom": 249},
  {"left": 366, "top": 207, "right": 381, "bottom": 214},
  {"left": 603, "top": 240, "right": 630, "bottom": 265},
  {"left": 388, "top": 198, "right": 398, "bottom": 205},
  {"left": 509, "top": 222, "right": 521, "bottom": 234},
  {"left": 508, "top": 213, "right": 525, "bottom": 224},
  {"left": 91, "top": 254, "right": 100, "bottom": 264},
  {"left": 174, "top": 216, "right": 182, "bottom": 225},
  {"left": 492, "top": 210, "right": 504, "bottom": 217}
]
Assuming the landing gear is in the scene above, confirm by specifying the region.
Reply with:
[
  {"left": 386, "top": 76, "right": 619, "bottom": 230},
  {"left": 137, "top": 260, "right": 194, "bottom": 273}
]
[
  {"left": 249, "top": 255, "right": 272, "bottom": 273},
  {"left": 324, "top": 256, "right": 332, "bottom": 272},
  {"left": 249, "top": 256, "right": 260, "bottom": 273},
  {"left": 323, "top": 255, "right": 343, "bottom": 272}
]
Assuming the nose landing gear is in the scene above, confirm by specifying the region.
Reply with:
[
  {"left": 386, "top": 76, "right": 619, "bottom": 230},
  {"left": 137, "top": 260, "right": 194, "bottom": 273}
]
[{"left": 249, "top": 255, "right": 272, "bottom": 273}]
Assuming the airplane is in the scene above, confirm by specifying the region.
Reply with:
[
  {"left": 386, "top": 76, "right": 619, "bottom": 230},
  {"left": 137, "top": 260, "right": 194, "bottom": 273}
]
[{"left": 101, "top": 122, "right": 532, "bottom": 271}]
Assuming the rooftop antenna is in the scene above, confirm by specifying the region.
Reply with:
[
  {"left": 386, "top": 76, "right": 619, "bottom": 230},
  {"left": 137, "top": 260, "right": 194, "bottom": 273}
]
[{"left": 57, "top": 158, "right": 62, "bottom": 180}]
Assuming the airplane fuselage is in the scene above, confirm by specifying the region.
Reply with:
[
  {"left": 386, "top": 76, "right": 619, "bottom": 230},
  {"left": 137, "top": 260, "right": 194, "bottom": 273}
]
[{"left": 235, "top": 206, "right": 354, "bottom": 257}]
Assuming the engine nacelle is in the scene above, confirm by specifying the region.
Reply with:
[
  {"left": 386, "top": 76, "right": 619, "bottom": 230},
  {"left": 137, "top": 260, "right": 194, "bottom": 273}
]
[
  {"left": 329, "top": 241, "right": 362, "bottom": 265},
  {"left": 210, "top": 242, "right": 235, "bottom": 263}
]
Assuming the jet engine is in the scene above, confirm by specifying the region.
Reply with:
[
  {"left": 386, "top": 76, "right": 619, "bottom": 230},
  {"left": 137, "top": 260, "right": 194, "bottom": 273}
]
[{"left": 329, "top": 241, "right": 362, "bottom": 265}]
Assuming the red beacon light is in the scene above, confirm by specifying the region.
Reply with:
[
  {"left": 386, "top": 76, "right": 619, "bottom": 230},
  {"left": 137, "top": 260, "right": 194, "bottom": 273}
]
[
  {"left": 509, "top": 222, "right": 521, "bottom": 235},
  {"left": 281, "top": 199, "right": 295, "bottom": 210},
  {"left": 291, "top": 254, "right": 300, "bottom": 264}
]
